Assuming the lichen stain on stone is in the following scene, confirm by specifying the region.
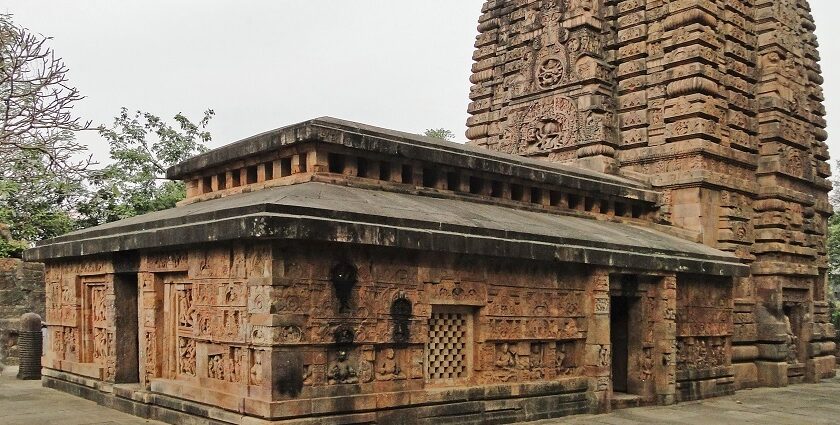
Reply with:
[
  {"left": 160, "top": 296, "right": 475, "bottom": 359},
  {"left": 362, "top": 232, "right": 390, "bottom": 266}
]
[{"left": 274, "top": 353, "right": 304, "bottom": 398}]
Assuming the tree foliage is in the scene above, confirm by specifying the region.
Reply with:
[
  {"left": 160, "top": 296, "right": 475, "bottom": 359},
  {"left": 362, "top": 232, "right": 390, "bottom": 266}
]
[
  {"left": 77, "top": 108, "right": 213, "bottom": 227},
  {"left": 423, "top": 128, "right": 455, "bottom": 141},
  {"left": 0, "top": 148, "right": 81, "bottom": 257},
  {"left": 0, "top": 223, "right": 26, "bottom": 257},
  {"left": 829, "top": 213, "right": 840, "bottom": 287}
]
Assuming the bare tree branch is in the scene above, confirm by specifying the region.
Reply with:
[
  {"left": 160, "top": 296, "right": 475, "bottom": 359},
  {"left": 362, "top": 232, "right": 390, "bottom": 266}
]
[{"left": 0, "top": 14, "right": 91, "bottom": 175}]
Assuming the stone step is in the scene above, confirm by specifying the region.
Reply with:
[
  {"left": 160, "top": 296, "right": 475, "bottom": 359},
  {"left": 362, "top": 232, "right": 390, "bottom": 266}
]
[
  {"left": 787, "top": 362, "right": 805, "bottom": 377},
  {"left": 611, "top": 392, "right": 642, "bottom": 410}
]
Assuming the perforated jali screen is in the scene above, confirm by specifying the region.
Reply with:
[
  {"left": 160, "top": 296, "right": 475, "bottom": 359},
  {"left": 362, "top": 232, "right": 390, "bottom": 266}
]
[{"left": 427, "top": 309, "right": 470, "bottom": 380}]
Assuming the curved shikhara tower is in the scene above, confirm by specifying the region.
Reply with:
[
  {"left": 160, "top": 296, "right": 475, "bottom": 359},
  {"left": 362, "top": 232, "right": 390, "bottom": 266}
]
[{"left": 467, "top": 0, "right": 834, "bottom": 388}]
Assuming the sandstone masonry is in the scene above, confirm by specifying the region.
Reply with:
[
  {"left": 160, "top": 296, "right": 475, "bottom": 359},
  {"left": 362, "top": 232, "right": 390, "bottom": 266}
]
[
  {"left": 24, "top": 1, "right": 834, "bottom": 424},
  {"left": 466, "top": 0, "right": 834, "bottom": 389}
]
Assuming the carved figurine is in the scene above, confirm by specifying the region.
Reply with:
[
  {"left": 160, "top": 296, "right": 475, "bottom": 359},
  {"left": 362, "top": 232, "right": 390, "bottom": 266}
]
[
  {"left": 598, "top": 345, "right": 609, "bottom": 367},
  {"left": 556, "top": 344, "right": 567, "bottom": 372},
  {"left": 177, "top": 289, "right": 194, "bottom": 328},
  {"left": 527, "top": 344, "right": 540, "bottom": 367},
  {"left": 358, "top": 358, "right": 374, "bottom": 383},
  {"left": 280, "top": 326, "right": 302, "bottom": 343},
  {"left": 223, "top": 310, "right": 241, "bottom": 337},
  {"left": 94, "top": 290, "right": 107, "bottom": 322},
  {"left": 209, "top": 354, "right": 225, "bottom": 380},
  {"left": 250, "top": 351, "right": 263, "bottom": 385},
  {"left": 199, "top": 316, "right": 211, "bottom": 335},
  {"left": 640, "top": 349, "right": 653, "bottom": 381},
  {"left": 179, "top": 338, "right": 196, "bottom": 376},
  {"left": 528, "top": 344, "right": 544, "bottom": 379},
  {"left": 93, "top": 328, "right": 107, "bottom": 360},
  {"left": 302, "top": 365, "right": 312, "bottom": 385},
  {"left": 106, "top": 332, "right": 114, "bottom": 357},
  {"left": 523, "top": 3, "right": 539, "bottom": 28},
  {"left": 105, "top": 363, "right": 115, "bottom": 381},
  {"left": 53, "top": 329, "right": 64, "bottom": 354},
  {"left": 208, "top": 354, "right": 218, "bottom": 379},
  {"left": 224, "top": 354, "right": 234, "bottom": 382},
  {"left": 64, "top": 329, "right": 76, "bottom": 355},
  {"left": 232, "top": 348, "right": 243, "bottom": 382},
  {"left": 495, "top": 343, "right": 518, "bottom": 369},
  {"left": 784, "top": 315, "right": 799, "bottom": 363},
  {"left": 376, "top": 348, "right": 406, "bottom": 381},
  {"left": 327, "top": 350, "right": 358, "bottom": 384}
]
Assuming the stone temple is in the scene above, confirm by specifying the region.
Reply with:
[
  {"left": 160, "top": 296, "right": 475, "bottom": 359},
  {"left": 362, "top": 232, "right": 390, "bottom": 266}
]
[{"left": 24, "top": 0, "right": 834, "bottom": 423}]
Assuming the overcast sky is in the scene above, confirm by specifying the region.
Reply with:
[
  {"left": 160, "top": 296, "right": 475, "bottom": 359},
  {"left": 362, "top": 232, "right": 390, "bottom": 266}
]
[{"left": 1, "top": 1, "right": 839, "bottom": 166}]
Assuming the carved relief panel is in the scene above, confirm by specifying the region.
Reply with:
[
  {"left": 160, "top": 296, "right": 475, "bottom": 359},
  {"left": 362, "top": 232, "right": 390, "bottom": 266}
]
[
  {"left": 81, "top": 278, "right": 113, "bottom": 370},
  {"left": 207, "top": 345, "right": 246, "bottom": 384},
  {"left": 675, "top": 336, "right": 729, "bottom": 372},
  {"left": 497, "top": 96, "right": 580, "bottom": 156},
  {"left": 168, "top": 282, "right": 196, "bottom": 379},
  {"left": 193, "top": 281, "right": 248, "bottom": 343}
]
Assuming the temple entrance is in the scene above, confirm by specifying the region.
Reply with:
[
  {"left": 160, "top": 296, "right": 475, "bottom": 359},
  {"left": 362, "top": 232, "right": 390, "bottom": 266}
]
[
  {"left": 610, "top": 296, "right": 630, "bottom": 393},
  {"left": 113, "top": 273, "right": 139, "bottom": 384},
  {"left": 783, "top": 300, "right": 806, "bottom": 383},
  {"left": 608, "top": 274, "right": 654, "bottom": 408}
]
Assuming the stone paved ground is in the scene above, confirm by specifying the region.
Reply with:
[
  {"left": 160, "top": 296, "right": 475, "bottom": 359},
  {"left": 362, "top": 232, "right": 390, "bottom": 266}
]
[
  {"left": 529, "top": 375, "right": 840, "bottom": 425},
  {"left": 1, "top": 365, "right": 839, "bottom": 425},
  {"left": 0, "top": 366, "right": 164, "bottom": 425}
]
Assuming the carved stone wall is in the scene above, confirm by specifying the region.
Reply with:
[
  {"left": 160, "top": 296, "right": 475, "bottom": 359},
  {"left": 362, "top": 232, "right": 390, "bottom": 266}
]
[
  {"left": 467, "top": 0, "right": 834, "bottom": 389},
  {"left": 43, "top": 258, "right": 116, "bottom": 381},
  {"left": 41, "top": 240, "right": 740, "bottom": 421},
  {"left": 39, "top": 244, "right": 597, "bottom": 420},
  {"left": 675, "top": 274, "right": 733, "bottom": 401},
  {"left": 137, "top": 244, "right": 273, "bottom": 413},
  {"left": 467, "top": 0, "right": 619, "bottom": 171},
  {"left": 273, "top": 243, "right": 593, "bottom": 395}
]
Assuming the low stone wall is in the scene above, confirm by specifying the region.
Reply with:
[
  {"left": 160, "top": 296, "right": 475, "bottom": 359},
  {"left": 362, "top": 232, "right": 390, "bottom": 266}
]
[{"left": 0, "top": 258, "right": 45, "bottom": 365}]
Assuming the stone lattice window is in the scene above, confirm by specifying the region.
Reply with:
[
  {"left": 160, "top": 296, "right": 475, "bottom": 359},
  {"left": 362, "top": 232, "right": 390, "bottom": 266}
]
[{"left": 427, "top": 307, "right": 472, "bottom": 381}]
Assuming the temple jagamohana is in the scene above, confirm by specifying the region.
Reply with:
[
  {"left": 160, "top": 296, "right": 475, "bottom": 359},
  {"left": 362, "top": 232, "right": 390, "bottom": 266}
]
[{"left": 24, "top": 0, "right": 835, "bottom": 423}]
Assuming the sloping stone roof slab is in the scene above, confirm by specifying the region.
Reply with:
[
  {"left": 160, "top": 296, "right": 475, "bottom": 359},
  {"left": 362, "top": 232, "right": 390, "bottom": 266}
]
[{"left": 26, "top": 182, "right": 747, "bottom": 277}]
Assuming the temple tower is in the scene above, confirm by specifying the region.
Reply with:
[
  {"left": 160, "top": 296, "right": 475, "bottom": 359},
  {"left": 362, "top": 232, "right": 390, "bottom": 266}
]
[{"left": 466, "top": 0, "right": 834, "bottom": 388}]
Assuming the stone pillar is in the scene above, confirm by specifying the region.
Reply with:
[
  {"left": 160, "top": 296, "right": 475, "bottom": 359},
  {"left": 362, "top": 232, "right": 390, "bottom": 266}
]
[
  {"left": 16, "top": 312, "right": 42, "bottom": 380},
  {"left": 753, "top": 306, "right": 790, "bottom": 388},
  {"left": 586, "top": 269, "right": 611, "bottom": 413},
  {"left": 655, "top": 275, "right": 677, "bottom": 405}
]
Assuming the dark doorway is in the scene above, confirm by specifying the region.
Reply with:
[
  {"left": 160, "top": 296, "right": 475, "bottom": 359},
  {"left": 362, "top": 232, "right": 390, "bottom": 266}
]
[
  {"left": 610, "top": 296, "right": 630, "bottom": 393},
  {"left": 113, "top": 273, "right": 139, "bottom": 383}
]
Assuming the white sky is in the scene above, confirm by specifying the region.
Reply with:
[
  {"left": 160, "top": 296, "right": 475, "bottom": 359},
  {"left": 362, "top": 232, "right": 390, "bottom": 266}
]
[{"left": 1, "top": 0, "right": 839, "bottom": 167}]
